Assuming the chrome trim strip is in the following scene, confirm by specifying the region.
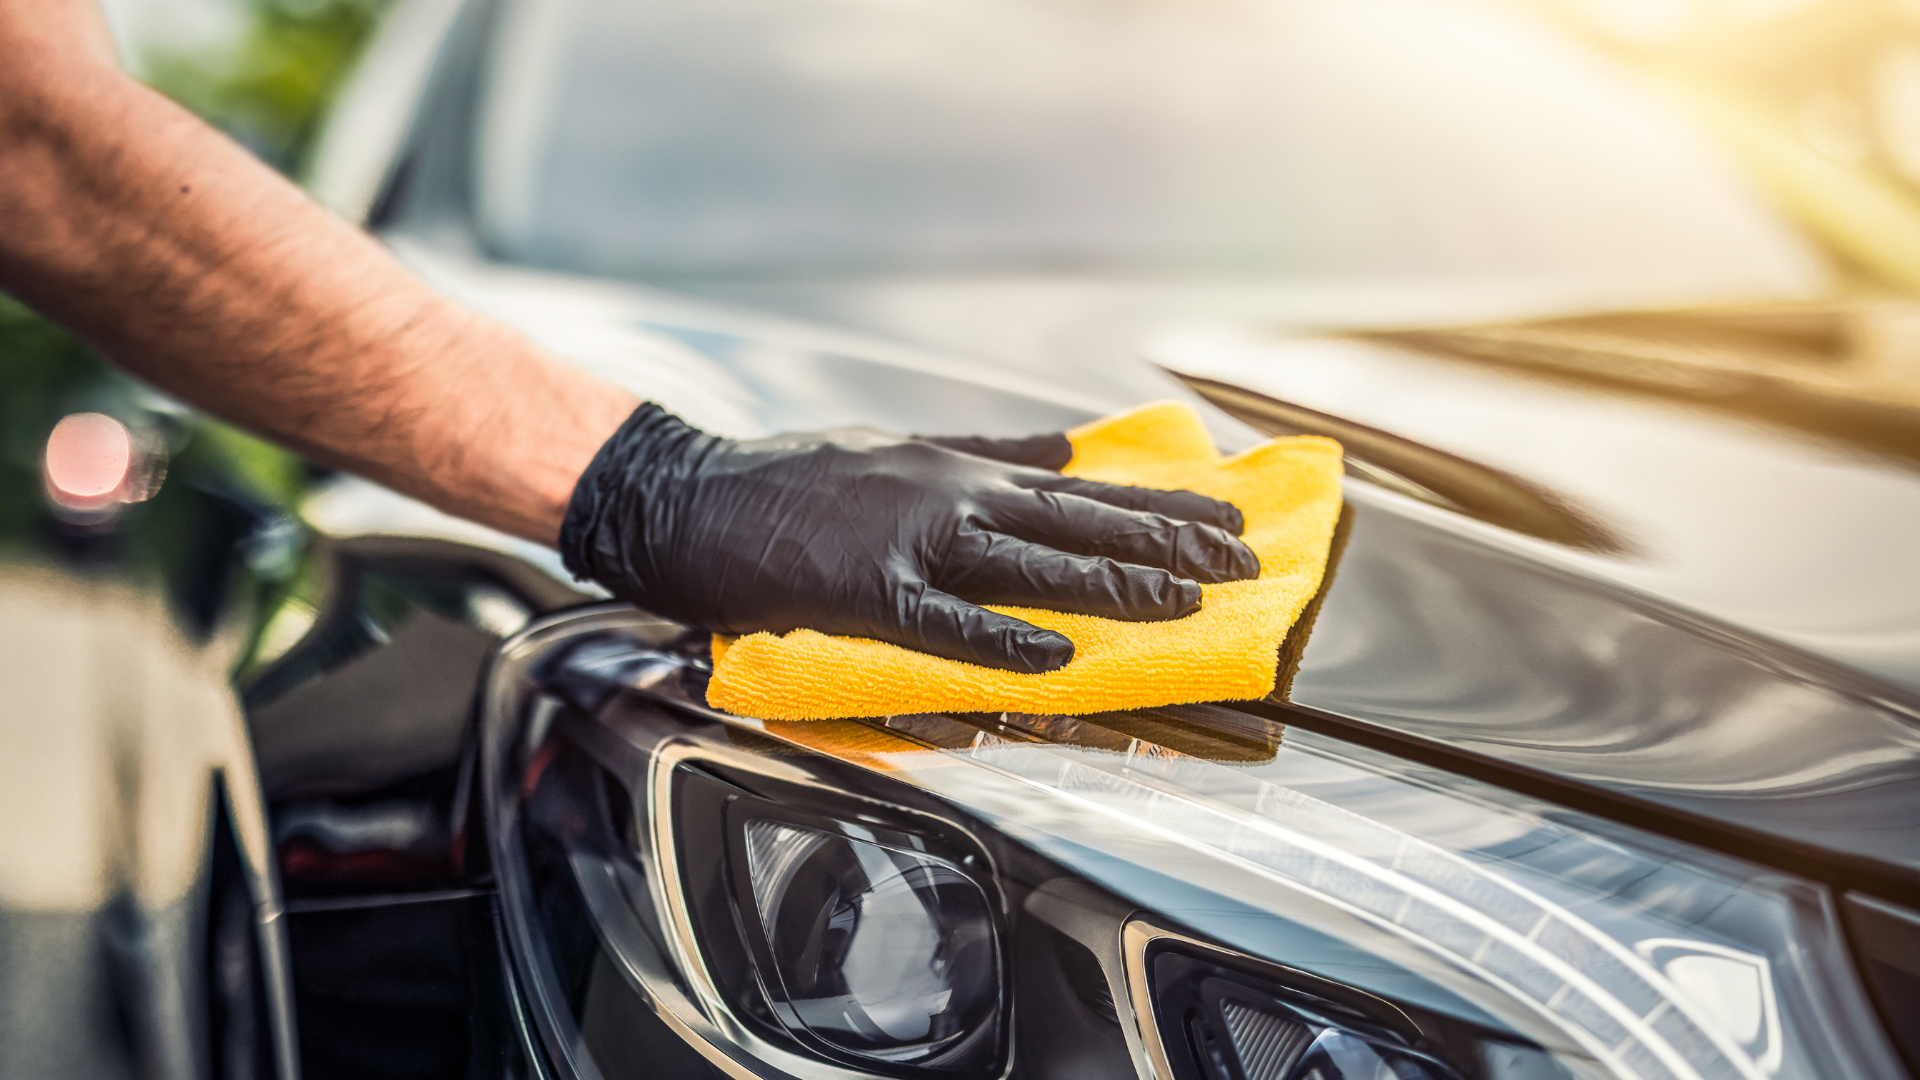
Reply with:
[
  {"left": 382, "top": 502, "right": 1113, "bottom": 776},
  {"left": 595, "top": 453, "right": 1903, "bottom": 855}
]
[
  {"left": 647, "top": 741, "right": 758, "bottom": 1041},
  {"left": 219, "top": 735, "right": 302, "bottom": 1080},
  {"left": 1120, "top": 921, "right": 1184, "bottom": 1080}
]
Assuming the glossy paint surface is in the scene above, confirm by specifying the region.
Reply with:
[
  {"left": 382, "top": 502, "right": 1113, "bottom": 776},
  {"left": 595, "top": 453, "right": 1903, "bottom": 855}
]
[
  {"left": 236, "top": 535, "right": 588, "bottom": 1079},
  {"left": 367, "top": 244, "right": 1920, "bottom": 903},
  {"left": 1162, "top": 331, "right": 1920, "bottom": 696},
  {"left": 1275, "top": 498, "right": 1920, "bottom": 896}
]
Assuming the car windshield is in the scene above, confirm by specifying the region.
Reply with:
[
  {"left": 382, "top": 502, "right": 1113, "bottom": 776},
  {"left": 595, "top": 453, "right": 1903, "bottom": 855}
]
[{"left": 477, "top": 0, "right": 1825, "bottom": 302}]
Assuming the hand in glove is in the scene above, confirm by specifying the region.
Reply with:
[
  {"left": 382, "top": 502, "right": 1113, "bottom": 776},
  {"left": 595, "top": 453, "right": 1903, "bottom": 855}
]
[{"left": 559, "top": 404, "right": 1259, "bottom": 673}]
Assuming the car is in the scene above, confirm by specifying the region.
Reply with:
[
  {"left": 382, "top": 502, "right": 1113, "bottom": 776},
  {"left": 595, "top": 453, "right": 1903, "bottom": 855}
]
[{"left": 6, "top": 0, "right": 1919, "bottom": 1078}]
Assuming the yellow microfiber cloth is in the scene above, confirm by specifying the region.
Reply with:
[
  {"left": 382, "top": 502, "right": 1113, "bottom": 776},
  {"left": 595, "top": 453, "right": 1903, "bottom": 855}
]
[{"left": 705, "top": 401, "right": 1344, "bottom": 720}]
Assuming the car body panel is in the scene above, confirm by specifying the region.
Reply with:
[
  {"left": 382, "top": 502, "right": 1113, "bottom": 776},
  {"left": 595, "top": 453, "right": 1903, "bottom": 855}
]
[
  {"left": 268, "top": 1, "right": 1920, "bottom": 1074},
  {"left": 1269, "top": 496, "right": 1920, "bottom": 897},
  {"left": 306, "top": 241, "right": 1920, "bottom": 908}
]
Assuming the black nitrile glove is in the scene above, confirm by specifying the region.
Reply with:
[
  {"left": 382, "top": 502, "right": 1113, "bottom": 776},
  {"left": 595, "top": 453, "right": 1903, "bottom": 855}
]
[{"left": 559, "top": 404, "right": 1259, "bottom": 674}]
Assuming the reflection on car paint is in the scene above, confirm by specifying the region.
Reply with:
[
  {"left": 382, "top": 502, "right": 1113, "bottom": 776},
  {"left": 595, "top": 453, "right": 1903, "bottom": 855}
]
[{"left": 1172, "top": 372, "right": 1628, "bottom": 554}]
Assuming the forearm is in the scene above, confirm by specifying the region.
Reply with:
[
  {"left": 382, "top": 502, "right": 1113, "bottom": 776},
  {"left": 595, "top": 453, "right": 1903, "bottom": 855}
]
[{"left": 0, "top": 4, "right": 637, "bottom": 543}]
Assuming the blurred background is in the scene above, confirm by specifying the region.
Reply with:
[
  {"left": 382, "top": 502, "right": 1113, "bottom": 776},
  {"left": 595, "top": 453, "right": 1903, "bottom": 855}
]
[
  {"left": 0, "top": 0, "right": 388, "bottom": 590},
  {"left": 0, "top": 6, "right": 387, "bottom": 1077},
  {"left": 8, "top": 0, "right": 1920, "bottom": 584}
]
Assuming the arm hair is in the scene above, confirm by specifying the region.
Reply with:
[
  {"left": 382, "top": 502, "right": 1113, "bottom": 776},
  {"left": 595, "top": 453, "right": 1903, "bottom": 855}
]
[{"left": 0, "top": 0, "right": 639, "bottom": 543}]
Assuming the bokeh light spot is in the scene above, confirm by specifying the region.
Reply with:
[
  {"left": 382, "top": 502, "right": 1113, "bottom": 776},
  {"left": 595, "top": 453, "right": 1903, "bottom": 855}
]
[{"left": 45, "top": 413, "right": 133, "bottom": 506}]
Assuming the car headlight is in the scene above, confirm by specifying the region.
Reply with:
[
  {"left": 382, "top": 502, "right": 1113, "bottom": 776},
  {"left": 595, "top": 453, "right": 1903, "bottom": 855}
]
[
  {"left": 685, "top": 769, "right": 1006, "bottom": 1073},
  {"left": 483, "top": 608, "right": 1906, "bottom": 1080},
  {"left": 738, "top": 818, "right": 997, "bottom": 1065}
]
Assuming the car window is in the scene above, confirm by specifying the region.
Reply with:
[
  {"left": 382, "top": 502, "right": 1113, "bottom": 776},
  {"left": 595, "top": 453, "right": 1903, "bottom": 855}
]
[{"left": 477, "top": 0, "right": 1825, "bottom": 302}]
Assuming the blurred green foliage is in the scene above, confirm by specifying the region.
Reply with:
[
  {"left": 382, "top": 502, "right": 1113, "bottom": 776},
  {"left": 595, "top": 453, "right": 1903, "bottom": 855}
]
[
  {"left": 0, "top": 0, "right": 392, "bottom": 568},
  {"left": 144, "top": 0, "right": 393, "bottom": 172}
]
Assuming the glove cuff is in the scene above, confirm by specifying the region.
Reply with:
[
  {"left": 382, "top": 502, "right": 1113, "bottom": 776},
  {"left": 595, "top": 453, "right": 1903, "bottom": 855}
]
[{"left": 559, "top": 401, "right": 704, "bottom": 588}]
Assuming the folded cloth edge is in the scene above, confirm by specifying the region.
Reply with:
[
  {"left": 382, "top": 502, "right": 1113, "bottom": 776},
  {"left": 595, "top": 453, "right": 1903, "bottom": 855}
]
[{"left": 705, "top": 401, "right": 1345, "bottom": 720}]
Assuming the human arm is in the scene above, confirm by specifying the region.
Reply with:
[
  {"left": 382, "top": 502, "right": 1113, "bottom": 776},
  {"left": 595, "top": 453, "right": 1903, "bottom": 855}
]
[
  {"left": 0, "top": 0, "right": 635, "bottom": 543},
  {"left": 0, "top": 0, "right": 1259, "bottom": 672}
]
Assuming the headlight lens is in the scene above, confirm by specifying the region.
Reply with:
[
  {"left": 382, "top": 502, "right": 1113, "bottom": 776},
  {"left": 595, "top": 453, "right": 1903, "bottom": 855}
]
[
  {"left": 484, "top": 613, "right": 1908, "bottom": 1080},
  {"left": 740, "top": 819, "right": 1000, "bottom": 1067},
  {"left": 1144, "top": 938, "right": 1461, "bottom": 1080}
]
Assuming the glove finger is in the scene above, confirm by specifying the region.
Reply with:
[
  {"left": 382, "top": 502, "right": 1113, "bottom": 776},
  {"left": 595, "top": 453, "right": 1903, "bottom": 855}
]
[
  {"left": 987, "top": 490, "right": 1260, "bottom": 584},
  {"left": 918, "top": 433, "right": 1074, "bottom": 470},
  {"left": 891, "top": 579, "right": 1075, "bottom": 673},
  {"left": 941, "top": 531, "right": 1202, "bottom": 621},
  {"left": 1020, "top": 473, "right": 1245, "bottom": 534}
]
